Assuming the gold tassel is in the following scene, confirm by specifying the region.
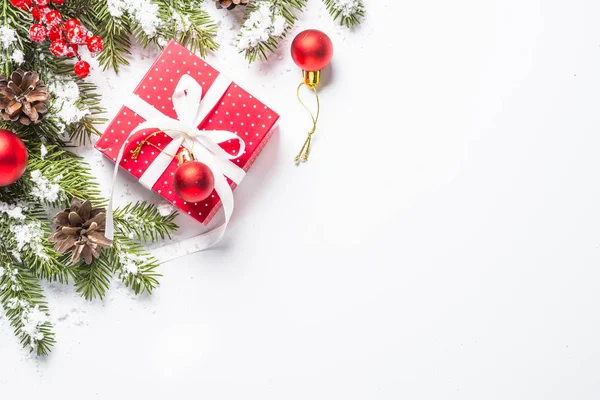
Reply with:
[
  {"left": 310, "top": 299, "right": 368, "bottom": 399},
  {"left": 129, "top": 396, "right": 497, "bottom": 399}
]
[{"left": 294, "top": 82, "right": 320, "bottom": 164}]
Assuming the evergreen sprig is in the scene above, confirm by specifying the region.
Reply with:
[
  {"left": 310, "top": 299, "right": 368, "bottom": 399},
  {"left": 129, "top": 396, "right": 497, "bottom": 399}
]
[
  {"left": 241, "top": 0, "right": 307, "bottom": 63},
  {"left": 321, "top": 0, "right": 365, "bottom": 27},
  {"left": 0, "top": 256, "right": 56, "bottom": 356}
]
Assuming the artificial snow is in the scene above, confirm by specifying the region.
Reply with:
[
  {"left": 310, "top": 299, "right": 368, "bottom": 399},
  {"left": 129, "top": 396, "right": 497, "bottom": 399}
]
[
  {"left": 21, "top": 304, "right": 49, "bottom": 343},
  {"left": 49, "top": 80, "right": 90, "bottom": 126},
  {"left": 108, "top": 0, "right": 162, "bottom": 38},
  {"left": 237, "top": 2, "right": 287, "bottom": 51},
  {"left": 157, "top": 202, "right": 175, "bottom": 217},
  {"left": 40, "top": 144, "right": 48, "bottom": 160},
  {"left": 11, "top": 49, "right": 24, "bottom": 65},
  {"left": 0, "top": 26, "right": 17, "bottom": 49},
  {"left": 10, "top": 221, "right": 48, "bottom": 260},
  {"left": 332, "top": 0, "right": 361, "bottom": 17},
  {"left": 0, "top": 202, "right": 26, "bottom": 220},
  {"left": 30, "top": 170, "right": 62, "bottom": 203}
]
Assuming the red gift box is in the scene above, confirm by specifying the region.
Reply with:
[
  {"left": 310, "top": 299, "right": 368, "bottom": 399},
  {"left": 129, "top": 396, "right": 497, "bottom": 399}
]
[{"left": 96, "top": 40, "right": 279, "bottom": 225}]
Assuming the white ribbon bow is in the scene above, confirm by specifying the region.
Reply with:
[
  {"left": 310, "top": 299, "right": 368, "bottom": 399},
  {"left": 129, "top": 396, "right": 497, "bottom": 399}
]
[{"left": 105, "top": 74, "right": 246, "bottom": 253}]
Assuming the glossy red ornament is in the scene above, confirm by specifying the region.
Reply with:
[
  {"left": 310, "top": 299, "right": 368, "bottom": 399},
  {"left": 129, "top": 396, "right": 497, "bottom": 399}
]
[
  {"left": 86, "top": 35, "right": 104, "bottom": 53},
  {"left": 0, "top": 130, "right": 28, "bottom": 187},
  {"left": 10, "top": 0, "right": 31, "bottom": 11},
  {"left": 42, "top": 9, "right": 62, "bottom": 26},
  {"left": 50, "top": 39, "right": 67, "bottom": 56},
  {"left": 291, "top": 29, "right": 333, "bottom": 72},
  {"left": 173, "top": 160, "right": 215, "bottom": 202},
  {"left": 29, "top": 24, "right": 47, "bottom": 42},
  {"left": 74, "top": 60, "right": 90, "bottom": 78}
]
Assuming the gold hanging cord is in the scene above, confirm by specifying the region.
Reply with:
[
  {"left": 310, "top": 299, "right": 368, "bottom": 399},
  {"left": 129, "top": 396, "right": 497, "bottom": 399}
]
[{"left": 294, "top": 81, "right": 321, "bottom": 164}]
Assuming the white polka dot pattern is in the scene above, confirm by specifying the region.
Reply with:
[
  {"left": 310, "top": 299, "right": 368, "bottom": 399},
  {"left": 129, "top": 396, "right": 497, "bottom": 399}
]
[{"left": 95, "top": 41, "right": 280, "bottom": 225}]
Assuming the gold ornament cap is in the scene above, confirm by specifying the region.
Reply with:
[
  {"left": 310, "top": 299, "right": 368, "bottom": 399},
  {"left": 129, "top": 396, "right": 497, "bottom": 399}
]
[
  {"left": 302, "top": 70, "right": 321, "bottom": 89},
  {"left": 176, "top": 148, "right": 196, "bottom": 164}
]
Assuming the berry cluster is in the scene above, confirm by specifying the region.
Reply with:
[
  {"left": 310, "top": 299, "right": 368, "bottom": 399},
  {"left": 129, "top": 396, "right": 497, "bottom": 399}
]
[{"left": 10, "top": 0, "right": 104, "bottom": 78}]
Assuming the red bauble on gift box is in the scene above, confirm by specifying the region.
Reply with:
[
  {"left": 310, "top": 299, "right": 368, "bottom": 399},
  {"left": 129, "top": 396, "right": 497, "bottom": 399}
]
[{"left": 95, "top": 41, "right": 279, "bottom": 225}]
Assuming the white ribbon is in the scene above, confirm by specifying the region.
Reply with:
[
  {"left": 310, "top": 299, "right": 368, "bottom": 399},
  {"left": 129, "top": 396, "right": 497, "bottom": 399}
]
[{"left": 105, "top": 74, "right": 246, "bottom": 252}]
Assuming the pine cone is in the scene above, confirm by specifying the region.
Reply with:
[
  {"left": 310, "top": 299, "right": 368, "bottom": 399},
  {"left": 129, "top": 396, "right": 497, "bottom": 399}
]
[
  {"left": 49, "top": 199, "right": 112, "bottom": 265},
  {"left": 0, "top": 69, "right": 50, "bottom": 126},
  {"left": 215, "top": 0, "right": 249, "bottom": 10}
]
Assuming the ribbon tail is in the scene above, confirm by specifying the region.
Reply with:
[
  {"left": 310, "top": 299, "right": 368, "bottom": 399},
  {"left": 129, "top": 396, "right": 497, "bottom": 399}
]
[{"left": 150, "top": 172, "right": 235, "bottom": 263}]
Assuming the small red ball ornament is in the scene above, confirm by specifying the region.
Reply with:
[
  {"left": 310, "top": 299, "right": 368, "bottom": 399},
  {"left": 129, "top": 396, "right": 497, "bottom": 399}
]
[
  {"left": 291, "top": 29, "right": 333, "bottom": 73},
  {"left": 42, "top": 9, "right": 62, "bottom": 26},
  {"left": 31, "top": 6, "right": 48, "bottom": 21},
  {"left": 64, "top": 18, "right": 80, "bottom": 31},
  {"left": 86, "top": 35, "right": 104, "bottom": 53},
  {"left": 50, "top": 39, "right": 67, "bottom": 56},
  {"left": 74, "top": 60, "right": 90, "bottom": 78},
  {"left": 0, "top": 130, "right": 28, "bottom": 187},
  {"left": 173, "top": 159, "right": 215, "bottom": 203},
  {"left": 47, "top": 25, "right": 61, "bottom": 41},
  {"left": 10, "top": 0, "right": 31, "bottom": 11},
  {"left": 29, "top": 24, "right": 47, "bottom": 42},
  {"left": 66, "top": 44, "right": 78, "bottom": 57},
  {"left": 67, "top": 25, "right": 88, "bottom": 44}
]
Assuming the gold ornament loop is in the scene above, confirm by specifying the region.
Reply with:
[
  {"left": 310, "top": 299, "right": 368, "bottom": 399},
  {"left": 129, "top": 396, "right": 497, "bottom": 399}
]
[{"left": 294, "top": 82, "right": 321, "bottom": 164}]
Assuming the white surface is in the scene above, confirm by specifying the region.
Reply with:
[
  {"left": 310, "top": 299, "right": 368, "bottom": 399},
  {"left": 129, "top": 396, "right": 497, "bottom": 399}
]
[{"left": 2, "top": 0, "right": 600, "bottom": 398}]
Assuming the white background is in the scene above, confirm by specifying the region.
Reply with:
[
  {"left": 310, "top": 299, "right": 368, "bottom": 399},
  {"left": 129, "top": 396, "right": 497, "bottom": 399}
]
[{"left": 2, "top": 0, "right": 600, "bottom": 398}]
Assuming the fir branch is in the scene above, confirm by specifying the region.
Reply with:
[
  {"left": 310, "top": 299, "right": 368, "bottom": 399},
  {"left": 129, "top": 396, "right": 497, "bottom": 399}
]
[
  {"left": 239, "top": 0, "right": 307, "bottom": 63},
  {"left": 93, "top": 0, "right": 132, "bottom": 73},
  {"left": 157, "top": 0, "right": 219, "bottom": 57},
  {"left": 111, "top": 234, "right": 161, "bottom": 295},
  {"left": 321, "top": 0, "right": 364, "bottom": 27},
  {"left": 72, "top": 251, "right": 113, "bottom": 301},
  {"left": 0, "top": 261, "right": 56, "bottom": 356},
  {"left": 113, "top": 201, "right": 178, "bottom": 242}
]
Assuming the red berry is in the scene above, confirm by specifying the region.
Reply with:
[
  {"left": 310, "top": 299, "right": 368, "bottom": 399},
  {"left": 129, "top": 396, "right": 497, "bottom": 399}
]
[
  {"left": 47, "top": 25, "right": 61, "bottom": 41},
  {"left": 74, "top": 60, "right": 90, "bottom": 78},
  {"left": 52, "top": 0, "right": 66, "bottom": 4},
  {"left": 42, "top": 9, "right": 62, "bottom": 26},
  {"left": 9, "top": 0, "right": 31, "bottom": 11},
  {"left": 66, "top": 44, "right": 78, "bottom": 57},
  {"left": 34, "top": 0, "right": 49, "bottom": 5},
  {"left": 63, "top": 18, "right": 80, "bottom": 31},
  {"left": 66, "top": 25, "right": 87, "bottom": 44},
  {"left": 31, "top": 5, "right": 48, "bottom": 20},
  {"left": 29, "top": 24, "right": 47, "bottom": 42},
  {"left": 86, "top": 36, "right": 103, "bottom": 53},
  {"left": 49, "top": 39, "right": 67, "bottom": 56}
]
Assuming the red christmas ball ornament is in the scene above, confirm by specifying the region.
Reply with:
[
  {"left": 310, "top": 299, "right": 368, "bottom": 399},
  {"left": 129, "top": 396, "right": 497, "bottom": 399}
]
[
  {"left": 31, "top": 5, "right": 48, "bottom": 21},
  {"left": 291, "top": 29, "right": 333, "bottom": 73},
  {"left": 49, "top": 39, "right": 67, "bottom": 56},
  {"left": 29, "top": 24, "right": 47, "bottom": 42},
  {"left": 74, "top": 60, "right": 90, "bottom": 78},
  {"left": 64, "top": 18, "right": 80, "bottom": 31},
  {"left": 34, "top": 0, "right": 49, "bottom": 6},
  {"left": 9, "top": 0, "right": 31, "bottom": 11},
  {"left": 47, "top": 25, "right": 61, "bottom": 41},
  {"left": 67, "top": 25, "right": 88, "bottom": 44},
  {"left": 0, "top": 130, "right": 28, "bottom": 187},
  {"left": 42, "top": 9, "right": 62, "bottom": 26},
  {"left": 173, "top": 157, "right": 215, "bottom": 203},
  {"left": 65, "top": 43, "right": 78, "bottom": 57},
  {"left": 86, "top": 35, "right": 104, "bottom": 53}
]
